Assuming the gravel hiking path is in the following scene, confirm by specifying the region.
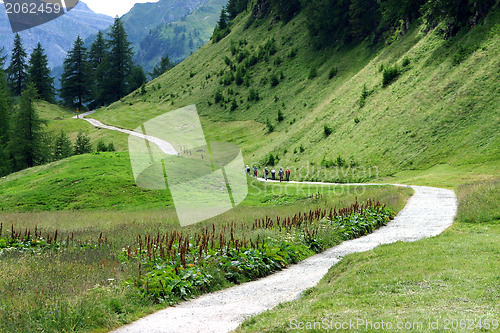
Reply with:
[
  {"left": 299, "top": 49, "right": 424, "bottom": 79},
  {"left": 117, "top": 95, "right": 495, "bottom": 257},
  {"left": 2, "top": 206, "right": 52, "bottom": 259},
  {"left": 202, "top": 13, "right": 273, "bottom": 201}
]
[
  {"left": 73, "top": 115, "right": 458, "bottom": 333},
  {"left": 72, "top": 112, "right": 178, "bottom": 155}
]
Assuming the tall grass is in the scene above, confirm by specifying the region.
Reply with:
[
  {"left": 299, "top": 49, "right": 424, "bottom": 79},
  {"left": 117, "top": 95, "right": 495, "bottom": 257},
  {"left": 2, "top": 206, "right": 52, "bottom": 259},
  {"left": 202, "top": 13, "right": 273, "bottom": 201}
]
[
  {"left": 0, "top": 185, "right": 411, "bottom": 332},
  {"left": 456, "top": 178, "right": 500, "bottom": 223}
]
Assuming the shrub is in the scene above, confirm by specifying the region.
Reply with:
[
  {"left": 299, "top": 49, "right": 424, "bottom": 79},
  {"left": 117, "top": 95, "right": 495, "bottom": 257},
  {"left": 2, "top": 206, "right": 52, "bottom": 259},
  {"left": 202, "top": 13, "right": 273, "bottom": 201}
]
[
  {"left": 324, "top": 124, "right": 333, "bottom": 137},
  {"left": 235, "top": 67, "right": 245, "bottom": 85},
  {"left": 74, "top": 132, "right": 92, "bottom": 155},
  {"left": 263, "top": 153, "right": 277, "bottom": 166},
  {"left": 359, "top": 84, "right": 371, "bottom": 108},
  {"left": 230, "top": 99, "right": 238, "bottom": 111},
  {"left": 328, "top": 67, "right": 338, "bottom": 79},
  {"left": 96, "top": 140, "right": 108, "bottom": 152},
  {"left": 214, "top": 90, "right": 223, "bottom": 104},
  {"left": 452, "top": 45, "right": 477, "bottom": 66},
  {"left": 402, "top": 57, "right": 411, "bottom": 67},
  {"left": 248, "top": 88, "right": 260, "bottom": 102},
  {"left": 288, "top": 47, "right": 298, "bottom": 58},
  {"left": 336, "top": 155, "right": 346, "bottom": 167},
  {"left": 308, "top": 67, "right": 318, "bottom": 79},
  {"left": 270, "top": 73, "right": 279, "bottom": 87},
  {"left": 277, "top": 110, "right": 284, "bottom": 122},
  {"left": 266, "top": 119, "right": 274, "bottom": 133},
  {"left": 382, "top": 65, "right": 400, "bottom": 87}
]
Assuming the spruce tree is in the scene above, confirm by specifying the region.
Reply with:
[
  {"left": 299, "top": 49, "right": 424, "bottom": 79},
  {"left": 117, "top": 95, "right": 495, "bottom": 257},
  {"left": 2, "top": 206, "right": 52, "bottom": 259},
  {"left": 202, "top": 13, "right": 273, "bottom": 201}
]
[
  {"left": 217, "top": 7, "right": 228, "bottom": 30},
  {"left": 103, "top": 18, "right": 134, "bottom": 104},
  {"left": 60, "top": 36, "right": 92, "bottom": 108},
  {"left": 7, "top": 34, "right": 28, "bottom": 96},
  {"left": 0, "top": 67, "right": 11, "bottom": 176},
  {"left": 28, "top": 42, "right": 55, "bottom": 102},
  {"left": 53, "top": 130, "right": 73, "bottom": 160},
  {"left": 149, "top": 54, "right": 173, "bottom": 80},
  {"left": 129, "top": 65, "right": 147, "bottom": 93},
  {"left": 9, "top": 83, "right": 45, "bottom": 171},
  {"left": 89, "top": 31, "right": 108, "bottom": 107},
  {"left": 74, "top": 132, "right": 92, "bottom": 155}
]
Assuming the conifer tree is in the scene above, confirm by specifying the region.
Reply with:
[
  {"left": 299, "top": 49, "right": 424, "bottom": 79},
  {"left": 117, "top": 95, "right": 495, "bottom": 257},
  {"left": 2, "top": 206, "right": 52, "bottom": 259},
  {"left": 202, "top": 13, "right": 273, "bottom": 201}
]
[
  {"left": 53, "top": 130, "right": 73, "bottom": 160},
  {"left": 74, "top": 132, "right": 92, "bottom": 155},
  {"left": 60, "top": 36, "right": 92, "bottom": 108},
  {"left": 9, "top": 83, "right": 45, "bottom": 171},
  {"left": 129, "top": 65, "right": 147, "bottom": 93},
  {"left": 7, "top": 34, "right": 28, "bottom": 96},
  {"left": 89, "top": 31, "right": 108, "bottom": 107},
  {"left": 28, "top": 42, "right": 55, "bottom": 102},
  {"left": 102, "top": 18, "right": 134, "bottom": 104},
  {"left": 149, "top": 54, "right": 173, "bottom": 80},
  {"left": 0, "top": 66, "right": 11, "bottom": 176},
  {"left": 217, "top": 7, "right": 229, "bottom": 30}
]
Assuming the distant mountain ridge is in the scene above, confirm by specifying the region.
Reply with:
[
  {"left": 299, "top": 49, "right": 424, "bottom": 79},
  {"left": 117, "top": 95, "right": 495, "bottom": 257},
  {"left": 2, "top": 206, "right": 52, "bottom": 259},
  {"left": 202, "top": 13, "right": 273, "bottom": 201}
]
[
  {"left": 93, "top": 0, "right": 228, "bottom": 71},
  {"left": 0, "top": 1, "right": 113, "bottom": 68}
]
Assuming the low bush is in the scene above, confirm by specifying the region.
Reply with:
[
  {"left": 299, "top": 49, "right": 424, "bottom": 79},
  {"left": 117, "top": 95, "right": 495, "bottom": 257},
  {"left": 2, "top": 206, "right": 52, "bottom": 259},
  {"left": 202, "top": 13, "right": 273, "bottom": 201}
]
[{"left": 382, "top": 65, "right": 400, "bottom": 87}]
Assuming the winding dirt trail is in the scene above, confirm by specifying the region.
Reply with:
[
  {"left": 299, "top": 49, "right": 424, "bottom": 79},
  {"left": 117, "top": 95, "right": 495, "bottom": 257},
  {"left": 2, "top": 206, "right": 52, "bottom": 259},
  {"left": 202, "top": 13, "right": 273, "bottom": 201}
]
[{"left": 73, "top": 114, "right": 458, "bottom": 333}]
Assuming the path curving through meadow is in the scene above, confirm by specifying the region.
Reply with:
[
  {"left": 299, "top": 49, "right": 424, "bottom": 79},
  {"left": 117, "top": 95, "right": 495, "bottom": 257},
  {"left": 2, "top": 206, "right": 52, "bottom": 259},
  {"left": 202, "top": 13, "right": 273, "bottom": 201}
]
[{"left": 74, "top": 114, "right": 458, "bottom": 333}]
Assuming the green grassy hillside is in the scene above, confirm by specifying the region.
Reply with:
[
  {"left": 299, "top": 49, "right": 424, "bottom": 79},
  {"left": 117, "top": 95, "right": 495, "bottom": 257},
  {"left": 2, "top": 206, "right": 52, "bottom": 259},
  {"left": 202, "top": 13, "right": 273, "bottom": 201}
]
[{"left": 91, "top": 8, "right": 499, "bottom": 184}]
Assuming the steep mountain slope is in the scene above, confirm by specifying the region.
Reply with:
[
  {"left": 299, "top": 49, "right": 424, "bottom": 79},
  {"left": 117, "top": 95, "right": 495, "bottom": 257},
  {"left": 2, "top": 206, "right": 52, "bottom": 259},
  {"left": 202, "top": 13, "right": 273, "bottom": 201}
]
[
  {"left": 0, "top": 1, "right": 113, "bottom": 67},
  {"left": 133, "top": 0, "right": 228, "bottom": 69},
  {"left": 92, "top": 8, "right": 500, "bottom": 182}
]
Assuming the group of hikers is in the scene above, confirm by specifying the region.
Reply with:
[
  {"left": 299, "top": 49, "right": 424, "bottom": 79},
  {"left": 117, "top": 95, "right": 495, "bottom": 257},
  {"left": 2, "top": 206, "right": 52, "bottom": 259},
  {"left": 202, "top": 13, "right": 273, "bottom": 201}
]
[{"left": 245, "top": 165, "right": 291, "bottom": 182}]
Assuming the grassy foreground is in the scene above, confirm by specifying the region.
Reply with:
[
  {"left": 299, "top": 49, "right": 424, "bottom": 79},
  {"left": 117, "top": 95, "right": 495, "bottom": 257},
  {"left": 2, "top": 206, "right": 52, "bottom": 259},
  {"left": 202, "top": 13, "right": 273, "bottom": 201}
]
[
  {"left": 235, "top": 178, "right": 500, "bottom": 333},
  {"left": 0, "top": 175, "right": 411, "bottom": 332}
]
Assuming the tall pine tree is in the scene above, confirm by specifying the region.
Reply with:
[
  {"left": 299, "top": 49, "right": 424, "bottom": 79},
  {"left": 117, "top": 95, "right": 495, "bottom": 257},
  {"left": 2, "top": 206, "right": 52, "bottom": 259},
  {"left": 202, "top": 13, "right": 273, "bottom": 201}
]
[
  {"left": 102, "top": 18, "right": 134, "bottom": 105},
  {"left": 7, "top": 34, "right": 28, "bottom": 96},
  {"left": 0, "top": 65, "right": 11, "bottom": 176},
  {"left": 60, "top": 36, "right": 92, "bottom": 108},
  {"left": 28, "top": 42, "right": 55, "bottom": 102},
  {"left": 9, "top": 83, "right": 45, "bottom": 171},
  {"left": 89, "top": 31, "right": 108, "bottom": 108}
]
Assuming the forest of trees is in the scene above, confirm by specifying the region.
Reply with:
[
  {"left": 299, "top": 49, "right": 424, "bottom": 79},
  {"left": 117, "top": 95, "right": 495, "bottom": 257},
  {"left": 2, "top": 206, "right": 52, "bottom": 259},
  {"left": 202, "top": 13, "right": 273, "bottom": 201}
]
[
  {"left": 214, "top": 0, "right": 497, "bottom": 47},
  {"left": 0, "top": 18, "right": 147, "bottom": 177}
]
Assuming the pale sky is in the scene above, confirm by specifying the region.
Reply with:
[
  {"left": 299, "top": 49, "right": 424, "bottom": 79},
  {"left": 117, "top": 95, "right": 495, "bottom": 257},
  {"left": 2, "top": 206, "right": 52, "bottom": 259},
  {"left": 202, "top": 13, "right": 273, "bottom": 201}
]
[{"left": 81, "top": 0, "right": 160, "bottom": 17}]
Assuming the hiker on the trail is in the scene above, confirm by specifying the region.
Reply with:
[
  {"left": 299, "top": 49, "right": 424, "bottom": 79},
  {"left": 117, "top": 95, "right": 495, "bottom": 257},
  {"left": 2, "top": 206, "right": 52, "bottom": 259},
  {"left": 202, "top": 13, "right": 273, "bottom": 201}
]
[
  {"left": 254, "top": 166, "right": 258, "bottom": 177},
  {"left": 285, "top": 167, "right": 290, "bottom": 181},
  {"left": 264, "top": 167, "right": 269, "bottom": 180},
  {"left": 279, "top": 168, "right": 284, "bottom": 182},
  {"left": 246, "top": 165, "right": 251, "bottom": 175},
  {"left": 271, "top": 168, "right": 276, "bottom": 180}
]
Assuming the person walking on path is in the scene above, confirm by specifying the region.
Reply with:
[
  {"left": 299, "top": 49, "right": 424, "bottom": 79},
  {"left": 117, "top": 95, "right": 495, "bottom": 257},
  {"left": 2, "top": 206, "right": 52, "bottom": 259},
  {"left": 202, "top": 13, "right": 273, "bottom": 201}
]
[
  {"left": 271, "top": 168, "right": 276, "bottom": 180},
  {"left": 246, "top": 165, "right": 250, "bottom": 175},
  {"left": 264, "top": 167, "right": 269, "bottom": 181},
  {"left": 254, "top": 166, "right": 258, "bottom": 177},
  {"left": 285, "top": 167, "right": 290, "bottom": 181},
  {"left": 279, "top": 168, "right": 284, "bottom": 182}
]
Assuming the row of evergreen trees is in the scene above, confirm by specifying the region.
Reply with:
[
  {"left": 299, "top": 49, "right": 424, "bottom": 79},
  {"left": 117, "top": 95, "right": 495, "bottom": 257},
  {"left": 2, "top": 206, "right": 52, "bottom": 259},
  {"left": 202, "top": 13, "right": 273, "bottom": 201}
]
[
  {"left": 0, "top": 76, "right": 101, "bottom": 177},
  {"left": 2, "top": 17, "right": 148, "bottom": 109},
  {"left": 0, "top": 18, "right": 145, "bottom": 177},
  {"left": 215, "top": 0, "right": 497, "bottom": 47}
]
